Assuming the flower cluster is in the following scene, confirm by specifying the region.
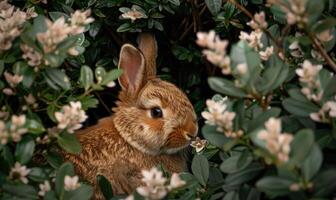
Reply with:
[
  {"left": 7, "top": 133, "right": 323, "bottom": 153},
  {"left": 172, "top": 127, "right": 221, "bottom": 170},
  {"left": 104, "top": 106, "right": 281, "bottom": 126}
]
[
  {"left": 196, "top": 31, "right": 231, "bottom": 74},
  {"left": 54, "top": 101, "right": 88, "bottom": 133},
  {"left": 37, "top": 9, "right": 93, "bottom": 54},
  {"left": 268, "top": 0, "right": 307, "bottom": 28},
  {"left": 201, "top": 99, "right": 243, "bottom": 138},
  {"left": 135, "top": 167, "right": 185, "bottom": 200},
  {"left": 240, "top": 11, "right": 274, "bottom": 61},
  {"left": 258, "top": 118, "right": 293, "bottom": 164},
  {"left": 0, "top": 1, "right": 36, "bottom": 51},
  {"left": 310, "top": 98, "right": 336, "bottom": 122},
  {"left": 0, "top": 114, "right": 28, "bottom": 144},
  {"left": 9, "top": 162, "right": 31, "bottom": 184},
  {"left": 296, "top": 60, "right": 323, "bottom": 102},
  {"left": 20, "top": 44, "right": 43, "bottom": 69}
]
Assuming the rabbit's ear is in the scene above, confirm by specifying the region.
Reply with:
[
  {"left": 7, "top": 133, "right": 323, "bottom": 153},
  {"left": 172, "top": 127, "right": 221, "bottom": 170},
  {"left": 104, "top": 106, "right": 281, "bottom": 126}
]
[
  {"left": 137, "top": 33, "right": 157, "bottom": 78},
  {"left": 118, "top": 44, "right": 145, "bottom": 93}
]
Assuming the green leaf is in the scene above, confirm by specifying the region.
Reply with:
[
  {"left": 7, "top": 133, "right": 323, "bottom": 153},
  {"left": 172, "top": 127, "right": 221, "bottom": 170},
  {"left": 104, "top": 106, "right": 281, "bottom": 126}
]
[
  {"left": 313, "top": 169, "right": 336, "bottom": 197},
  {"left": 28, "top": 167, "right": 48, "bottom": 182},
  {"left": 290, "top": 129, "right": 314, "bottom": 166},
  {"left": 168, "top": 0, "right": 180, "bottom": 6},
  {"left": 282, "top": 98, "right": 319, "bottom": 117},
  {"left": 208, "top": 77, "right": 248, "bottom": 98},
  {"left": 306, "top": 0, "right": 325, "bottom": 26},
  {"left": 313, "top": 18, "right": 336, "bottom": 33},
  {"left": 49, "top": 11, "right": 70, "bottom": 21},
  {"left": 202, "top": 125, "right": 229, "bottom": 148},
  {"left": 302, "top": 144, "right": 323, "bottom": 181},
  {"left": 117, "top": 23, "right": 132, "bottom": 32},
  {"left": 205, "top": 0, "right": 222, "bottom": 15},
  {"left": 101, "top": 69, "right": 122, "bottom": 85},
  {"left": 191, "top": 154, "right": 209, "bottom": 186},
  {"left": 220, "top": 151, "right": 253, "bottom": 174},
  {"left": 15, "top": 136, "right": 35, "bottom": 165},
  {"left": 322, "top": 76, "right": 336, "bottom": 101},
  {"left": 256, "top": 176, "right": 293, "bottom": 196},
  {"left": 223, "top": 191, "right": 239, "bottom": 200},
  {"left": 64, "top": 184, "right": 93, "bottom": 200},
  {"left": 0, "top": 59, "right": 4, "bottom": 74},
  {"left": 259, "top": 56, "right": 289, "bottom": 94},
  {"left": 57, "top": 132, "right": 82, "bottom": 154},
  {"left": 46, "top": 152, "right": 64, "bottom": 169},
  {"left": 224, "top": 163, "right": 263, "bottom": 186},
  {"left": 247, "top": 107, "right": 281, "bottom": 132},
  {"left": 47, "top": 104, "right": 57, "bottom": 122},
  {"left": 26, "top": 119, "right": 45, "bottom": 134},
  {"left": 97, "top": 175, "right": 113, "bottom": 199},
  {"left": 2, "top": 184, "right": 38, "bottom": 199},
  {"left": 55, "top": 162, "right": 75, "bottom": 195},
  {"left": 45, "top": 68, "right": 71, "bottom": 90},
  {"left": 80, "top": 65, "right": 94, "bottom": 91}
]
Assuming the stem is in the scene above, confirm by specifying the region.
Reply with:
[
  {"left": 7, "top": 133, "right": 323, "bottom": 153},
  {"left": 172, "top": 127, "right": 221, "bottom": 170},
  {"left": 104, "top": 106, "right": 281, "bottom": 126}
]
[{"left": 307, "top": 32, "right": 336, "bottom": 72}]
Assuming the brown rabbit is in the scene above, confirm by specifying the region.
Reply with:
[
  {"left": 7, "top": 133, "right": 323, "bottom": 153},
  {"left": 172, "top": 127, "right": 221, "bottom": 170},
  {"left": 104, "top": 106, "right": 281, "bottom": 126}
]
[{"left": 63, "top": 33, "right": 198, "bottom": 198}]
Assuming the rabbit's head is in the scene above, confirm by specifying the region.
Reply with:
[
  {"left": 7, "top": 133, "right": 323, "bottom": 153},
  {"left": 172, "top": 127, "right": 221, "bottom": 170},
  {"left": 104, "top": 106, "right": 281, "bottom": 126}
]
[{"left": 113, "top": 33, "right": 198, "bottom": 155}]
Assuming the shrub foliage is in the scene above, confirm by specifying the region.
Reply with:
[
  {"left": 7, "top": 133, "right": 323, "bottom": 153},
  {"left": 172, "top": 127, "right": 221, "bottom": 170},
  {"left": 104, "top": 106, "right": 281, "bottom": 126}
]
[{"left": 0, "top": 0, "right": 336, "bottom": 199}]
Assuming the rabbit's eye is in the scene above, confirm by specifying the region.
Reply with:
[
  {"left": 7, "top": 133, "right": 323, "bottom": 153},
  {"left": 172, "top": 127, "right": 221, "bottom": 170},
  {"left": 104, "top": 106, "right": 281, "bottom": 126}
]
[{"left": 150, "top": 107, "right": 163, "bottom": 118}]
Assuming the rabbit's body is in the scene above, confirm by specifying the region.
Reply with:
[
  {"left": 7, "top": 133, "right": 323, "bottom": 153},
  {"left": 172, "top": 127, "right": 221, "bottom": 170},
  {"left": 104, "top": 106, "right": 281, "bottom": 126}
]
[
  {"left": 63, "top": 33, "right": 198, "bottom": 198},
  {"left": 64, "top": 116, "right": 186, "bottom": 195}
]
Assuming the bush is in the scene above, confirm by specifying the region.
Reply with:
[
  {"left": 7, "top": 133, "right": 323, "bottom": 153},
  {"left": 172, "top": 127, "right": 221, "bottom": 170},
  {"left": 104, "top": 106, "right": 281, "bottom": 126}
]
[{"left": 0, "top": 0, "right": 336, "bottom": 199}]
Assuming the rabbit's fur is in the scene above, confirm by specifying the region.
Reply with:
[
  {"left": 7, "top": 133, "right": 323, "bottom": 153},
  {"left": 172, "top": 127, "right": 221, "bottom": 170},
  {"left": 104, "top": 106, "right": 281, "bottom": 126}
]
[{"left": 63, "top": 33, "right": 198, "bottom": 198}]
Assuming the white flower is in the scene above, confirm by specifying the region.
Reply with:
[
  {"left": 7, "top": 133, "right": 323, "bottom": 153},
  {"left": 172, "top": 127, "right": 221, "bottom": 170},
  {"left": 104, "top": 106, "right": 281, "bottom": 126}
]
[
  {"left": 4, "top": 71, "right": 23, "bottom": 87},
  {"left": 259, "top": 46, "right": 274, "bottom": 61},
  {"left": 196, "top": 31, "right": 216, "bottom": 48},
  {"left": 21, "top": 43, "right": 43, "bottom": 67},
  {"left": 168, "top": 173, "right": 186, "bottom": 190},
  {"left": 9, "top": 114, "right": 27, "bottom": 142},
  {"left": 123, "top": 195, "right": 134, "bottom": 200},
  {"left": 201, "top": 99, "right": 227, "bottom": 125},
  {"left": 196, "top": 31, "right": 231, "bottom": 74},
  {"left": 64, "top": 175, "right": 80, "bottom": 191},
  {"left": 236, "top": 63, "right": 248, "bottom": 75},
  {"left": 38, "top": 181, "right": 51, "bottom": 196},
  {"left": 136, "top": 167, "right": 167, "bottom": 200},
  {"left": 70, "top": 9, "right": 94, "bottom": 26},
  {"left": 37, "top": 17, "right": 73, "bottom": 53},
  {"left": 296, "top": 60, "right": 322, "bottom": 85},
  {"left": 239, "top": 31, "right": 263, "bottom": 50},
  {"left": 289, "top": 41, "right": 303, "bottom": 58},
  {"left": 70, "top": 9, "right": 94, "bottom": 35},
  {"left": 190, "top": 137, "right": 207, "bottom": 153},
  {"left": 317, "top": 29, "right": 334, "bottom": 42},
  {"left": 106, "top": 81, "right": 116, "bottom": 88},
  {"left": 310, "top": 100, "right": 336, "bottom": 122},
  {"left": 0, "top": 1, "right": 29, "bottom": 51},
  {"left": 247, "top": 11, "right": 268, "bottom": 30},
  {"left": 121, "top": 8, "right": 147, "bottom": 22},
  {"left": 9, "top": 162, "right": 31, "bottom": 184},
  {"left": 11, "top": 114, "right": 26, "bottom": 127},
  {"left": 67, "top": 47, "right": 79, "bottom": 56},
  {"left": 0, "top": 121, "right": 9, "bottom": 144},
  {"left": 2, "top": 88, "right": 14, "bottom": 95},
  {"left": 55, "top": 101, "right": 88, "bottom": 133},
  {"left": 258, "top": 118, "right": 293, "bottom": 163}
]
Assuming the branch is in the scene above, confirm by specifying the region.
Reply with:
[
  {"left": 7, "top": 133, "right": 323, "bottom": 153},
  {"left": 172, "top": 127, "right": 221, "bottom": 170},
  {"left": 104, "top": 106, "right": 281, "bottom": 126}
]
[{"left": 308, "top": 32, "right": 336, "bottom": 72}]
